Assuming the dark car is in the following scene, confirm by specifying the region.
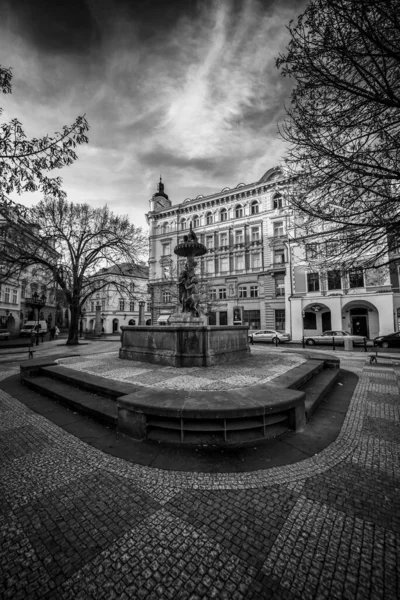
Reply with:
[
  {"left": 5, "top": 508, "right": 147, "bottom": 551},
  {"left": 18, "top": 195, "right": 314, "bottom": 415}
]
[{"left": 373, "top": 332, "right": 400, "bottom": 348}]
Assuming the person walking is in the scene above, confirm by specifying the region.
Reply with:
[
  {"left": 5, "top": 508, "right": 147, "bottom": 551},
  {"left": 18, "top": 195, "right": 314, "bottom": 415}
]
[
  {"left": 50, "top": 326, "right": 56, "bottom": 341},
  {"left": 55, "top": 326, "right": 60, "bottom": 339}
]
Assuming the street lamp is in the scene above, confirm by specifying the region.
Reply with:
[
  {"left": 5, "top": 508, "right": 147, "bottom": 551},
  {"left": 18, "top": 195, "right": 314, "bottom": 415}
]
[
  {"left": 29, "top": 291, "right": 47, "bottom": 346},
  {"left": 79, "top": 308, "right": 86, "bottom": 338}
]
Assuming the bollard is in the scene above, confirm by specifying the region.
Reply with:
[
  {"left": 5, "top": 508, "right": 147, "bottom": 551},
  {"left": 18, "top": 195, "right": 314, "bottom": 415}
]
[
  {"left": 332, "top": 336, "right": 335, "bottom": 351},
  {"left": 275, "top": 336, "right": 279, "bottom": 347},
  {"left": 364, "top": 337, "right": 367, "bottom": 352},
  {"left": 302, "top": 336, "right": 305, "bottom": 349}
]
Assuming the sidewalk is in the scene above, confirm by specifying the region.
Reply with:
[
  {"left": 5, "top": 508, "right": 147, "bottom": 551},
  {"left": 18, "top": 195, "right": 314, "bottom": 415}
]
[{"left": 0, "top": 349, "right": 399, "bottom": 599}]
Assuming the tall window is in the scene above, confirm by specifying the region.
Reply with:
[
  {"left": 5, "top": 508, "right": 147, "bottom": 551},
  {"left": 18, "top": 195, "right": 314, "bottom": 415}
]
[
  {"left": 251, "top": 253, "right": 261, "bottom": 268},
  {"left": 235, "top": 230, "right": 243, "bottom": 244},
  {"left": 130, "top": 301, "right": 135, "bottom": 311},
  {"left": 275, "top": 309, "right": 285, "bottom": 330},
  {"left": 274, "top": 249, "right": 285, "bottom": 264},
  {"left": 101, "top": 299, "right": 105, "bottom": 310},
  {"left": 21, "top": 284, "right": 26, "bottom": 299},
  {"left": 273, "top": 194, "right": 283, "bottom": 209},
  {"left": 5, "top": 287, "right": 10, "bottom": 303},
  {"left": 219, "top": 311, "right": 228, "bottom": 325},
  {"left": 210, "top": 288, "right": 217, "bottom": 300},
  {"left": 162, "top": 290, "right": 172, "bottom": 302},
  {"left": 91, "top": 301, "right": 95, "bottom": 311},
  {"left": 250, "top": 285, "right": 259, "bottom": 298},
  {"left": 327, "top": 270, "right": 341, "bottom": 290},
  {"left": 181, "top": 218, "right": 187, "bottom": 230},
  {"left": 12, "top": 289, "right": 17, "bottom": 304},
  {"left": 235, "top": 205, "right": 243, "bottom": 218},
  {"left": 349, "top": 268, "right": 364, "bottom": 288},
  {"left": 146, "top": 302, "right": 151, "bottom": 312},
  {"left": 220, "top": 257, "right": 229, "bottom": 272},
  {"left": 236, "top": 255, "right": 244, "bottom": 270},
  {"left": 206, "top": 212, "right": 213, "bottom": 225},
  {"left": 219, "top": 288, "right": 227, "bottom": 299},
  {"left": 239, "top": 285, "right": 247, "bottom": 299},
  {"left": 251, "top": 201, "right": 259, "bottom": 215},
  {"left": 162, "top": 243, "right": 170, "bottom": 256},
  {"left": 273, "top": 222, "right": 284, "bottom": 237},
  {"left": 220, "top": 232, "right": 228, "bottom": 246},
  {"left": 275, "top": 276, "right": 285, "bottom": 296},
  {"left": 193, "top": 215, "right": 200, "bottom": 228},
  {"left": 220, "top": 208, "right": 227, "bottom": 222},
  {"left": 251, "top": 227, "right": 260, "bottom": 241},
  {"left": 129, "top": 282, "right": 135, "bottom": 293},
  {"left": 119, "top": 299, "right": 125, "bottom": 311},
  {"left": 307, "top": 272, "right": 320, "bottom": 292},
  {"left": 306, "top": 243, "right": 319, "bottom": 260},
  {"left": 206, "top": 259, "right": 214, "bottom": 274},
  {"left": 206, "top": 236, "right": 214, "bottom": 249},
  {"left": 162, "top": 222, "right": 169, "bottom": 234}
]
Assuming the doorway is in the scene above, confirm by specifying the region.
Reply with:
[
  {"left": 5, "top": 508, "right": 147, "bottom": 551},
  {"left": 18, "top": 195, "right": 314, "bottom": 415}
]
[
  {"left": 351, "top": 316, "right": 368, "bottom": 337},
  {"left": 321, "top": 311, "right": 332, "bottom": 332}
]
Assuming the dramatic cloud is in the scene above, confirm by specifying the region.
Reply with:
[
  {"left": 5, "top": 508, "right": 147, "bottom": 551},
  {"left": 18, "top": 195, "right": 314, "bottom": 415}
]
[{"left": 0, "top": 0, "right": 305, "bottom": 229}]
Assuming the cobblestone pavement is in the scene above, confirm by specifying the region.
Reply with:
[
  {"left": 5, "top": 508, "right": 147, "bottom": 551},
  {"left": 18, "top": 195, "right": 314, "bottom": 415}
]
[{"left": 0, "top": 352, "right": 399, "bottom": 599}]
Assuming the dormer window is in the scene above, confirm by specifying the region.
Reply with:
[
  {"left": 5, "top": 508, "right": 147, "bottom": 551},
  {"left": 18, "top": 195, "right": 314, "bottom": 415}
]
[{"left": 235, "top": 205, "right": 243, "bottom": 218}]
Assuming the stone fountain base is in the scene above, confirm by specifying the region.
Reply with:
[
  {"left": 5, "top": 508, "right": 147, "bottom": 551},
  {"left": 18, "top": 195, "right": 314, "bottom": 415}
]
[{"left": 119, "top": 324, "right": 250, "bottom": 368}]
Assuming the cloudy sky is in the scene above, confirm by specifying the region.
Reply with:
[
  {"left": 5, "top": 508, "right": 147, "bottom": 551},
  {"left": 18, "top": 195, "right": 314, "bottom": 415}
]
[{"left": 0, "top": 0, "right": 305, "bottom": 229}]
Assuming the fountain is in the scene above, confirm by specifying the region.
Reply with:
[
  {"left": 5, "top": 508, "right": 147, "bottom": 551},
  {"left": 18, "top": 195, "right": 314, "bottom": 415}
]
[{"left": 119, "top": 224, "right": 250, "bottom": 367}]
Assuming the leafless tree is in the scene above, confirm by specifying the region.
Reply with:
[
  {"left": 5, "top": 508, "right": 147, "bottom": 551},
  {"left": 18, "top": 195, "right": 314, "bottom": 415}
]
[{"left": 277, "top": 0, "right": 400, "bottom": 269}]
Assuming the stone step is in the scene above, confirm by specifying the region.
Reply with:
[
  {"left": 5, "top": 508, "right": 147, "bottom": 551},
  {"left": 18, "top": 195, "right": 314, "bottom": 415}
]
[
  {"left": 23, "top": 376, "right": 117, "bottom": 427},
  {"left": 300, "top": 368, "right": 341, "bottom": 420}
]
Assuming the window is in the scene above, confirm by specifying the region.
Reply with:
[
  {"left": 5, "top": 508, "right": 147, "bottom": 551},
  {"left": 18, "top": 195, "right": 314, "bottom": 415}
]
[
  {"left": 91, "top": 301, "right": 95, "bottom": 311},
  {"left": 5, "top": 287, "right": 10, "bottom": 303},
  {"left": 220, "top": 208, "right": 227, "bottom": 222},
  {"left": 251, "top": 201, "right": 259, "bottom": 215},
  {"left": 273, "top": 194, "right": 283, "bottom": 209},
  {"left": 235, "top": 230, "right": 243, "bottom": 244},
  {"left": 220, "top": 257, "right": 229, "bottom": 272},
  {"left": 235, "top": 205, "right": 243, "bottom": 218},
  {"left": 146, "top": 302, "right": 151, "bottom": 311},
  {"left": 274, "top": 249, "right": 285, "bottom": 264},
  {"left": 243, "top": 309, "right": 260, "bottom": 329},
  {"left": 162, "top": 222, "right": 169, "bottom": 234},
  {"left": 306, "top": 243, "right": 319, "bottom": 260},
  {"left": 12, "top": 289, "right": 17, "bottom": 304},
  {"left": 206, "top": 212, "right": 213, "bottom": 225},
  {"left": 209, "top": 288, "right": 217, "bottom": 300},
  {"left": 206, "top": 235, "right": 213, "bottom": 249},
  {"left": 307, "top": 272, "right": 320, "bottom": 292},
  {"left": 273, "top": 222, "right": 284, "bottom": 237},
  {"left": 327, "top": 270, "right": 341, "bottom": 290},
  {"left": 193, "top": 215, "right": 200, "bottom": 228},
  {"left": 129, "top": 282, "right": 135, "bottom": 293},
  {"left": 251, "top": 253, "right": 261, "bottom": 268},
  {"left": 251, "top": 227, "right": 260, "bottom": 241},
  {"left": 325, "top": 240, "right": 339, "bottom": 256},
  {"left": 181, "top": 219, "right": 187, "bottom": 230},
  {"left": 130, "top": 301, "right": 135, "bottom": 311},
  {"left": 101, "top": 299, "right": 105, "bottom": 310},
  {"left": 275, "top": 309, "right": 285, "bottom": 330},
  {"left": 119, "top": 299, "right": 125, "bottom": 311},
  {"left": 208, "top": 312, "right": 217, "bottom": 325},
  {"left": 303, "top": 311, "right": 317, "bottom": 329},
  {"left": 238, "top": 285, "right": 247, "bottom": 298},
  {"left": 236, "top": 254, "right": 244, "bottom": 270},
  {"left": 349, "top": 268, "right": 364, "bottom": 288},
  {"left": 206, "top": 259, "right": 214, "bottom": 274},
  {"left": 21, "top": 284, "right": 26, "bottom": 299},
  {"left": 219, "top": 311, "right": 228, "bottom": 325},
  {"left": 275, "top": 276, "right": 285, "bottom": 296},
  {"left": 162, "top": 243, "right": 170, "bottom": 256},
  {"left": 220, "top": 232, "right": 228, "bottom": 246},
  {"left": 219, "top": 288, "right": 227, "bottom": 299},
  {"left": 250, "top": 285, "right": 259, "bottom": 298},
  {"left": 162, "top": 290, "right": 172, "bottom": 302}
]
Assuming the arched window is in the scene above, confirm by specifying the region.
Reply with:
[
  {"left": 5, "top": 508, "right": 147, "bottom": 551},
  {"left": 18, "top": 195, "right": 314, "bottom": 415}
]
[
  {"left": 220, "top": 208, "right": 227, "bottom": 222},
  {"left": 162, "top": 222, "right": 169, "bottom": 234},
  {"left": 193, "top": 215, "right": 200, "bottom": 228},
  {"left": 273, "top": 193, "right": 283, "bottom": 210},
  {"left": 181, "top": 218, "right": 187, "bottom": 230},
  {"left": 128, "top": 319, "right": 136, "bottom": 326},
  {"left": 251, "top": 201, "right": 259, "bottom": 215},
  {"left": 235, "top": 205, "right": 243, "bottom": 218},
  {"left": 206, "top": 212, "right": 213, "bottom": 225}
]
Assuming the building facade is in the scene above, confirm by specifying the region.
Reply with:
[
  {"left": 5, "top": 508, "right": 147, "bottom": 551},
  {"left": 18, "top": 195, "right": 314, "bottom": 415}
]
[
  {"left": 146, "top": 170, "right": 291, "bottom": 331},
  {"left": 83, "top": 263, "right": 151, "bottom": 335}
]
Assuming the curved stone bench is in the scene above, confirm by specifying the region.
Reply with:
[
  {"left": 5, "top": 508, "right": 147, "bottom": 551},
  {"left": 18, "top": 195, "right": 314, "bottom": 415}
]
[{"left": 117, "top": 384, "right": 306, "bottom": 446}]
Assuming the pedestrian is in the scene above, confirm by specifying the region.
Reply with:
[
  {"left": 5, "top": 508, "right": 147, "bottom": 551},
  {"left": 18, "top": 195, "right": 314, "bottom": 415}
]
[
  {"left": 55, "top": 326, "right": 60, "bottom": 339},
  {"left": 50, "top": 326, "right": 56, "bottom": 341}
]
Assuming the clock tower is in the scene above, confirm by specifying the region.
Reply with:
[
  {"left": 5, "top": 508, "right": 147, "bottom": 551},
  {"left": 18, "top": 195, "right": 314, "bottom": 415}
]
[{"left": 149, "top": 176, "right": 172, "bottom": 212}]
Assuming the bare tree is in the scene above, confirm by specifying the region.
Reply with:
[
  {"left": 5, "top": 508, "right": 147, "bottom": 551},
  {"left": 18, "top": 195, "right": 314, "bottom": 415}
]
[
  {"left": 1, "top": 197, "right": 147, "bottom": 345},
  {"left": 277, "top": 0, "right": 400, "bottom": 268},
  {"left": 0, "top": 65, "right": 89, "bottom": 203}
]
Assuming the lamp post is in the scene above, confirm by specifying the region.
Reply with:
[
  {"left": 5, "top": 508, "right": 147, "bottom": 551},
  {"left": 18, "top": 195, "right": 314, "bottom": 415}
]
[
  {"left": 79, "top": 308, "right": 86, "bottom": 338},
  {"left": 28, "top": 291, "right": 47, "bottom": 346}
]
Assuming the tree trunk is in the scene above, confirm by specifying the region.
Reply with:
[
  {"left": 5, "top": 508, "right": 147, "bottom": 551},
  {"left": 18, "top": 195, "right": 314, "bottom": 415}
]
[{"left": 66, "top": 303, "right": 80, "bottom": 345}]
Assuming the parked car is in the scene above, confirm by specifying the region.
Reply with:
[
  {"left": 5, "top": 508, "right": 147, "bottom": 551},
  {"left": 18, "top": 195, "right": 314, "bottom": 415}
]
[
  {"left": 248, "top": 330, "right": 291, "bottom": 344},
  {"left": 373, "top": 332, "right": 400, "bottom": 348},
  {"left": 304, "top": 330, "right": 366, "bottom": 346},
  {"left": 0, "top": 328, "right": 10, "bottom": 340},
  {"left": 20, "top": 320, "right": 48, "bottom": 337}
]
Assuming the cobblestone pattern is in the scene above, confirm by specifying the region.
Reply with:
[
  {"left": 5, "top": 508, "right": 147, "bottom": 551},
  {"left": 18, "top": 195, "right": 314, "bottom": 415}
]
[{"left": 0, "top": 359, "right": 399, "bottom": 599}]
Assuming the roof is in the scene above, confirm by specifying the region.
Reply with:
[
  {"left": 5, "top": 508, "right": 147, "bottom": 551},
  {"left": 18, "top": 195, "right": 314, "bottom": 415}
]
[{"left": 97, "top": 263, "right": 149, "bottom": 278}]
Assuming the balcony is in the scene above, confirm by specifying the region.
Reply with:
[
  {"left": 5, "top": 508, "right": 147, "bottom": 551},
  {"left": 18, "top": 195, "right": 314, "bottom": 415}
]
[{"left": 266, "top": 261, "right": 287, "bottom": 274}]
